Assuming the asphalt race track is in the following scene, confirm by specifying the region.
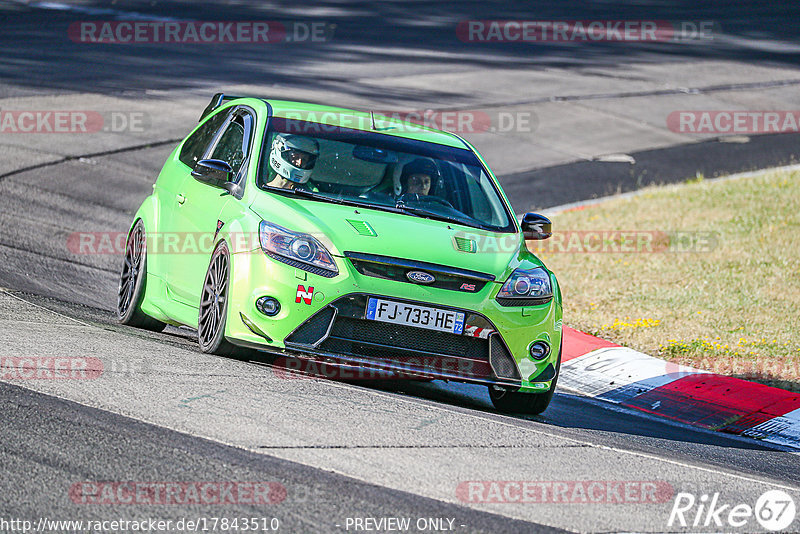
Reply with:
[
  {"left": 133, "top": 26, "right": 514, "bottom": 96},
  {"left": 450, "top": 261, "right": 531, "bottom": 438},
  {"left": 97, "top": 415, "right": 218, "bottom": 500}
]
[{"left": 1, "top": 1, "right": 800, "bottom": 533}]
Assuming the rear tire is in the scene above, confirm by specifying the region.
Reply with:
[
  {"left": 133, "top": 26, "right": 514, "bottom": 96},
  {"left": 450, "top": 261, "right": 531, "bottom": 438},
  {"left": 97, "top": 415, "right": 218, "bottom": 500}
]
[
  {"left": 198, "top": 241, "right": 246, "bottom": 359},
  {"left": 489, "top": 340, "right": 562, "bottom": 415},
  {"left": 117, "top": 220, "right": 167, "bottom": 332}
]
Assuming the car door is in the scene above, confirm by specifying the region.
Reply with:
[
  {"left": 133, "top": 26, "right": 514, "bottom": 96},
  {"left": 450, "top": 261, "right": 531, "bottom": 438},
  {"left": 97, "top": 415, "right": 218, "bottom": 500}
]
[
  {"left": 162, "top": 108, "right": 229, "bottom": 213},
  {"left": 166, "top": 106, "right": 255, "bottom": 308}
]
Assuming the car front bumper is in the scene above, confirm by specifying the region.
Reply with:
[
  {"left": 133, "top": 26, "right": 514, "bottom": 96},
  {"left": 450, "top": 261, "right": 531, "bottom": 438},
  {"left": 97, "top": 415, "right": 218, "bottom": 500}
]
[{"left": 226, "top": 249, "right": 563, "bottom": 392}]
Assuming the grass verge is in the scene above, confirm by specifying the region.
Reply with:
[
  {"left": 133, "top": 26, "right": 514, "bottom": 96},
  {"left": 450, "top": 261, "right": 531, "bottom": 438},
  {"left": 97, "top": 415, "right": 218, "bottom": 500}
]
[{"left": 531, "top": 168, "right": 800, "bottom": 392}]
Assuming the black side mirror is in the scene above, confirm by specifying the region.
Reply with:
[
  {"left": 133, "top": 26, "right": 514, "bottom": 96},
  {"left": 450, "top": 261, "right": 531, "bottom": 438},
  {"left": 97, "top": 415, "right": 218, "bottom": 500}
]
[
  {"left": 192, "top": 159, "right": 233, "bottom": 188},
  {"left": 521, "top": 213, "right": 552, "bottom": 240}
]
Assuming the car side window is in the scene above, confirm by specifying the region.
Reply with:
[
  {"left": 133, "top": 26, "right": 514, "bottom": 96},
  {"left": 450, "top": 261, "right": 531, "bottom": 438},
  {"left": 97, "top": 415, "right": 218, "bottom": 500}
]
[
  {"left": 179, "top": 111, "right": 228, "bottom": 168},
  {"left": 209, "top": 115, "right": 247, "bottom": 176},
  {"left": 207, "top": 107, "right": 255, "bottom": 182}
]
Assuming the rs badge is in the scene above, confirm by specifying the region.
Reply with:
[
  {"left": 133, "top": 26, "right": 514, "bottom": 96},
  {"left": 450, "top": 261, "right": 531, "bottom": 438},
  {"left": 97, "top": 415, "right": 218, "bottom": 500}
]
[{"left": 296, "top": 285, "right": 314, "bottom": 305}]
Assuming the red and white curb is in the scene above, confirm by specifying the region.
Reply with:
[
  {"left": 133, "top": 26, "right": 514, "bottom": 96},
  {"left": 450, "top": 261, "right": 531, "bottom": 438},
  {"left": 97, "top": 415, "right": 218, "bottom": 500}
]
[
  {"left": 540, "top": 165, "right": 800, "bottom": 450},
  {"left": 560, "top": 327, "right": 800, "bottom": 450}
]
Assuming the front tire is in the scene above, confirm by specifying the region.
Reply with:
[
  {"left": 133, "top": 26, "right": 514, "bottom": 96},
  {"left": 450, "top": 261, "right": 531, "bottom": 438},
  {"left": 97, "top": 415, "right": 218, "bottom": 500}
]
[
  {"left": 198, "top": 241, "right": 243, "bottom": 358},
  {"left": 489, "top": 341, "right": 562, "bottom": 415},
  {"left": 117, "top": 219, "right": 167, "bottom": 332}
]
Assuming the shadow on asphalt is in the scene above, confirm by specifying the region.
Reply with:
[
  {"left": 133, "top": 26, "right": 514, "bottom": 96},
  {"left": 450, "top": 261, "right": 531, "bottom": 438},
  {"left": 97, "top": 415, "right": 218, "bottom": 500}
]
[
  {"left": 505, "top": 132, "right": 800, "bottom": 210},
  {"left": 240, "top": 348, "right": 782, "bottom": 453},
  {"left": 12, "top": 291, "right": 783, "bottom": 455},
  {"left": 2, "top": 1, "right": 800, "bottom": 96}
]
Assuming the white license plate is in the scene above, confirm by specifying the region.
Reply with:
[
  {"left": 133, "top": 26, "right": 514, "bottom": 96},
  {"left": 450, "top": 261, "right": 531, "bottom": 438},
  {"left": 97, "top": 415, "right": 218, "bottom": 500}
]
[{"left": 365, "top": 298, "right": 465, "bottom": 334}]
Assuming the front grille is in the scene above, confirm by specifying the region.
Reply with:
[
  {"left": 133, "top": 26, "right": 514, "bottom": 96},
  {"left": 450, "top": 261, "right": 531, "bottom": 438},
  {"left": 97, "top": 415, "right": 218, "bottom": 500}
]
[
  {"left": 345, "top": 252, "right": 493, "bottom": 293},
  {"left": 326, "top": 316, "right": 489, "bottom": 360},
  {"left": 283, "top": 294, "right": 519, "bottom": 383}
]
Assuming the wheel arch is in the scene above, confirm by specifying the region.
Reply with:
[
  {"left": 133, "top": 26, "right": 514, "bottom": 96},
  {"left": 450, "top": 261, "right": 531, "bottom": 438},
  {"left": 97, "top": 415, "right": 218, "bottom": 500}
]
[
  {"left": 129, "top": 194, "right": 162, "bottom": 274},
  {"left": 125, "top": 196, "right": 175, "bottom": 324}
]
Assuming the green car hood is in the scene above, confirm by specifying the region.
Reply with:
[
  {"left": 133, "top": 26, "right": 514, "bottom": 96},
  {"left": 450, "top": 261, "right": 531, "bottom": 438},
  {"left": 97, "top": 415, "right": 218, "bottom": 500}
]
[{"left": 249, "top": 193, "right": 529, "bottom": 279}]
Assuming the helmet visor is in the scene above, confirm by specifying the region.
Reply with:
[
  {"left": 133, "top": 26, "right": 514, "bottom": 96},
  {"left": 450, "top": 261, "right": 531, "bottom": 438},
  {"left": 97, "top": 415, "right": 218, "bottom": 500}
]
[{"left": 282, "top": 149, "right": 317, "bottom": 170}]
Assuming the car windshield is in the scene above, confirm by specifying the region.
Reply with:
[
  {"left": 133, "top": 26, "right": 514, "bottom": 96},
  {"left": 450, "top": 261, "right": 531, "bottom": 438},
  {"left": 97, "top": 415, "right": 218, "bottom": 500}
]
[{"left": 257, "top": 117, "right": 515, "bottom": 232}]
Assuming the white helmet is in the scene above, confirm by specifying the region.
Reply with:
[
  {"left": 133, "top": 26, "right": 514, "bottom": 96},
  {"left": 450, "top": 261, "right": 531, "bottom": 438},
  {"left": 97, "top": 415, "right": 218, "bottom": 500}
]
[{"left": 269, "top": 134, "right": 319, "bottom": 184}]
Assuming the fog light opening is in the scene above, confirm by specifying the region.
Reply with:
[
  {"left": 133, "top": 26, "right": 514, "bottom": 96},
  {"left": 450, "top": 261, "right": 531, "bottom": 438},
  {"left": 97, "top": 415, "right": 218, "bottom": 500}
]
[
  {"left": 529, "top": 341, "right": 550, "bottom": 361},
  {"left": 256, "top": 296, "right": 281, "bottom": 316}
]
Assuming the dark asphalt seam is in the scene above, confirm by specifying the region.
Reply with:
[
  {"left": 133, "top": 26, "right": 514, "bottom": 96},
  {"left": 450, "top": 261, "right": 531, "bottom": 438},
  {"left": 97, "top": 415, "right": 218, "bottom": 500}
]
[
  {"left": 549, "top": 78, "right": 800, "bottom": 102},
  {"left": 433, "top": 78, "right": 800, "bottom": 111},
  {"left": 20, "top": 181, "right": 138, "bottom": 213},
  {"left": 351, "top": 382, "right": 799, "bottom": 461},
  {"left": 5, "top": 291, "right": 799, "bottom": 494},
  {"left": 0, "top": 242, "right": 118, "bottom": 274},
  {"left": 0, "top": 381, "right": 566, "bottom": 534},
  {"left": 0, "top": 289, "right": 197, "bottom": 349},
  {"left": 0, "top": 288, "right": 118, "bottom": 320},
  {"left": 256, "top": 444, "right": 591, "bottom": 449},
  {"left": 0, "top": 138, "right": 181, "bottom": 182}
]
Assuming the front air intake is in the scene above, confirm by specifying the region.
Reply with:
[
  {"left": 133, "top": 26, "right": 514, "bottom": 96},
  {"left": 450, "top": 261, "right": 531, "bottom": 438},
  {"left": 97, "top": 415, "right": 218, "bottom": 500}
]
[
  {"left": 284, "top": 306, "right": 336, "bottom": 346},
  {"left": 346, "top": 219, "right": 377, "bottom": 237},
  {"left": 489, "top": 334, "right": 521, "bottom": 380},
  {"left": 453, "top": 236, "right": 477, "bottom": 253}
]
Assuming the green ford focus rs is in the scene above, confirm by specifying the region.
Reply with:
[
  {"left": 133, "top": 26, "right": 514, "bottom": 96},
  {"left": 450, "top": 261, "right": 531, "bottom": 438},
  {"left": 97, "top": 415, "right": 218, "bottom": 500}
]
[{"left": 118, "top": 94, "right": 563, "bottom": 414}]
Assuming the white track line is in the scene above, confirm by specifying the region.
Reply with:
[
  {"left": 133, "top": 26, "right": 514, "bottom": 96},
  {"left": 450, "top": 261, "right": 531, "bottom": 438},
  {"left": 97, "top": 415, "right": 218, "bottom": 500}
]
[
  {"left": 4, "top": 286, "right": 799, "bottom": 494},
  {"left": 0, "top": 288, "right": 94, "bottom": 328}
]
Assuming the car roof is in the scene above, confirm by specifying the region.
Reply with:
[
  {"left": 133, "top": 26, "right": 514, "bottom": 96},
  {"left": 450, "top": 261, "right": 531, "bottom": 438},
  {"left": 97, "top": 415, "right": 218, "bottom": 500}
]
[{"left": 227, "top": 97, "right": 470, "bottom": 150}]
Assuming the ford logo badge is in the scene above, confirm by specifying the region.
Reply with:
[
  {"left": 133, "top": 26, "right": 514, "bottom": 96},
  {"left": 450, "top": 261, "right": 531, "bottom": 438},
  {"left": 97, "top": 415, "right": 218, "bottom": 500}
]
[{"left": 406, "top": 270, "right": 435, "bottom": 284}]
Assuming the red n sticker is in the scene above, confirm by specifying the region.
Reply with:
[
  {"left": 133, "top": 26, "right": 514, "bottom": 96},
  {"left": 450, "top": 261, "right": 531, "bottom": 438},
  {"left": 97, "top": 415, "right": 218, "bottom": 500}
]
[{"left": 296, "top": 285, "right": 314, "bottom": 304}]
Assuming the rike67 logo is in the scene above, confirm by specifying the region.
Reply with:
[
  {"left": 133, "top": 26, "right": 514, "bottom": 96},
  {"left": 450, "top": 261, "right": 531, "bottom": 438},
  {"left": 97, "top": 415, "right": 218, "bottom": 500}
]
[{"left": 668, "top": 490, "right": 796, "bottom": 531}]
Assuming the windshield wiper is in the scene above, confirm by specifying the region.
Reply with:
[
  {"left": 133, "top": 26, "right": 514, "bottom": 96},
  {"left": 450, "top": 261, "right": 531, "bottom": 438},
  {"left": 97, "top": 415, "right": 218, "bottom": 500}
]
[
  {"left": 394, "top": 203, "right": 486, "bottom": 229},
  {"left": 268, "top": 186, "right": 350, "bottom": 205},
  {"left": 269, "top": 186, "right": 488, "bottom": 228},
  {"left": 270, "top": 186, "right": 405, "bottom": 214}
]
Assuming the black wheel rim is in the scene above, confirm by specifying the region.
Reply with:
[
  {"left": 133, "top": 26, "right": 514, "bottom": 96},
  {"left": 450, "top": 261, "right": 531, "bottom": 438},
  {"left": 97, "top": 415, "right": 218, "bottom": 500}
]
[
  {"left": 118, "top": 224, "right": 144, "bottom": 316},
  {"left": 199, "top": 248, "right": 228, "bottom": 347}
]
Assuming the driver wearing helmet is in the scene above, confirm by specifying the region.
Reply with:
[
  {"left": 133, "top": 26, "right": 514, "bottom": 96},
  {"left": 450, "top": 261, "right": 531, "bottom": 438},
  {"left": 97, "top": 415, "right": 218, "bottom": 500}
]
[
  {"left": 266, "top": 134, "right": 320, "bottom": 190},
  {"left": 395, "top": 158, "right": 437, "bottom": 197}
]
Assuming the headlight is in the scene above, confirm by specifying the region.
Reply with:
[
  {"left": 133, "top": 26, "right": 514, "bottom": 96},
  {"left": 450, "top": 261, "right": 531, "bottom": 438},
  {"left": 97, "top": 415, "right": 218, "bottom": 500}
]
[
  {"left": 496, "top": 267, "right": 552, "bottom": 305},
  {"left": 259, "top": 221, "right": 338, "bottom": 276}
]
